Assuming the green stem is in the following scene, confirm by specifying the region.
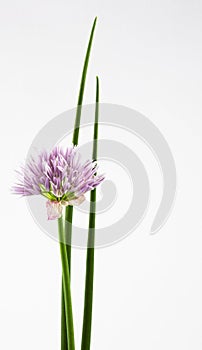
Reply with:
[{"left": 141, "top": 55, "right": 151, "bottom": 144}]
[
  {"left": 62, "top": 17, "right": 98, "bottom": 349},
  {"left": 73, "top": 16, "right": 98, "bottom": 146},
  {"left": 61, "top": 283, "right": 68, "bottom": 349},
  {"left": 58, "top": 217, "right": 75, "bottom": 350},
  {"left": 65, "top": 205, "right": 73, "bottom": 271},
  {"left": 61, "top": 205, "right": 73, "bottom": 350},
  {"left": 81, "top": 76, "right": 99, "bottom": 350}
]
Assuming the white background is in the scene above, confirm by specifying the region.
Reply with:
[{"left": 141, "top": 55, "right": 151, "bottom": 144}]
[{"left": 1, "top": 0, "right": 202, "bottom": 349}]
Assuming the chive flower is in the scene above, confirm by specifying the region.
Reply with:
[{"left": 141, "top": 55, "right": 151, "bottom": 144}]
[{"left": 13, "top": 146, "right": 104, "bottom": 220}]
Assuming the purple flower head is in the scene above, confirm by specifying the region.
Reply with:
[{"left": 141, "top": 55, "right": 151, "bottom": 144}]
[{"left": 13, "top": 146, "right": 104, "bottom": 219}]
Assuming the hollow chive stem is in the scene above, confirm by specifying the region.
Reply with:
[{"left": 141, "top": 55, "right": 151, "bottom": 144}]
[
  {"left": 58, "top": 217, "right": 75, "bottom": 350},
  {"left": 61, "top": 284, "right": 68, "bottom": 349},
  {"left": 73, "top": 17, "right": 98, "bottom": 146},
  {"left": 81, "top": 76, "right": 99, "bottom": 350},
  {"left": 61, "top": 17, "right": 98, "bottom": 349}
]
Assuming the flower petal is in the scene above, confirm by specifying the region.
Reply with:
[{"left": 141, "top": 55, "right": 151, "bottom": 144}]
[
  {"left": 46, "top": 200, "right": 63, "bottom": 220},
  {"left": 68, "top": 195, "right": 86, "bottom": 206}
]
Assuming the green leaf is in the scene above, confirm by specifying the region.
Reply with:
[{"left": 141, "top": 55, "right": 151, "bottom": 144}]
[
  {"left": 81, "top": 76, "right": 100, "bottom": 350},
  {"left": 62, "top": 17, "right": 98, "bottom": 350},
  {"left": 72, "top": 16, "right": 97, "bottom": 146}
]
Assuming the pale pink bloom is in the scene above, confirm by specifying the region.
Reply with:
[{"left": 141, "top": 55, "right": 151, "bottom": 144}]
[
  {"left": 68, "top": 195, "right": 85, "bottom": 206},
  {"left": 47, "top": 194, "right": 86, "bottom": 220},
  {"left": 46, "top": 201, "right": 63, "bottom": 220}
]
